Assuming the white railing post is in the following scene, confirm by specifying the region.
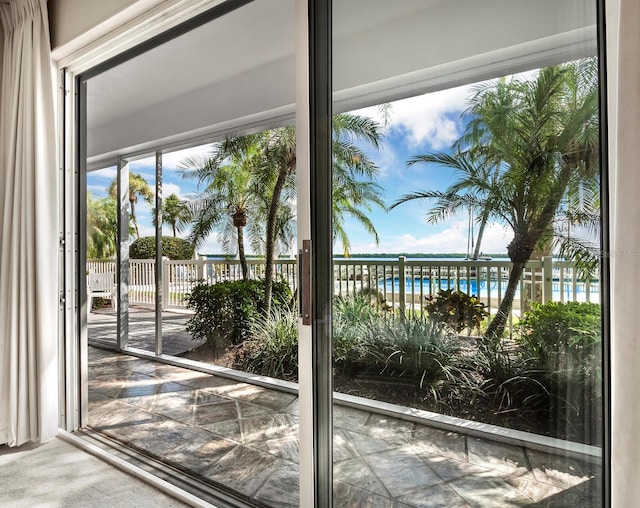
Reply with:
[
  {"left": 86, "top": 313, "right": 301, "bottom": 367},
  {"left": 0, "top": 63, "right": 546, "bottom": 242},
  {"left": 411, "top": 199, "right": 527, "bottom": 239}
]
[
  {"left": 398, "top": 256, "right": 406, "bottom": 315},
  {"left": 162, "top": 257, "right": 169, "bottom": 311},
  {"left": 196, "top": 258, "right": 205, "bottom": 281},
  {"left": 542, "top": 256, "right": 553, "bottom": 303}
]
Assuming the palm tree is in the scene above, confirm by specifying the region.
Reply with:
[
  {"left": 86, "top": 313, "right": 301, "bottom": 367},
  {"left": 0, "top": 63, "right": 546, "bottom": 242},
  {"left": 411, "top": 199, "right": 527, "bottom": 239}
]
[
  {"left": 394, "top": 60, "right": 599, "bottom": 338},
  {"left": 257, "top": 113, "right": 384, "bottom": 313},
  {"left": 333, "top": 163, "right": 385, "bottom": 256},
  {"left": 252, "top": 126, "right": 297, "bottom": 313},
  {"left": 183, "top": 113, "right": 384, "bottom": 311},
  {"left": 391, "top": 151, "right": 500, "bottom": 260},
  {"left": 87, "top": 193, "right": 118, "bottom": 259},
  {"left": 161, "top": 193, "right": 189, "bottom": 236},
  {"left": 180, "top": 139, "right": 264, "bottom": 280},
  {"left": 108, "top": 172, "right": 154, "bottom": 239},
  {"left": 332, "top": 114, "right": 386, "bottom": 257}
]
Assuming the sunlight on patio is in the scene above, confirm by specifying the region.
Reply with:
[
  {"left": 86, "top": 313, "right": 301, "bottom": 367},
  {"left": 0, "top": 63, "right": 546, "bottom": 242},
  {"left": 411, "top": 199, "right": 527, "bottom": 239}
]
[{"left": 88, "top": 345, "right": 600, "bottom": 507}]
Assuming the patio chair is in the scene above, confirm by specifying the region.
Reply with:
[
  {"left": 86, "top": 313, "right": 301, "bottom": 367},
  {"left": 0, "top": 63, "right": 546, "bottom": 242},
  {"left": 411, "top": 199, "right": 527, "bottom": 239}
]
[{"left": 87, "top": 272, "right": 117, "bottom": 312}]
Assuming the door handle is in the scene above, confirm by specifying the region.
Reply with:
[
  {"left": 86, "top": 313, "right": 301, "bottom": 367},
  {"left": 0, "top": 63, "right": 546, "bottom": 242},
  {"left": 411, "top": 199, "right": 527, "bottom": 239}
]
[{"left": 299, "top": 240, "right": 312, "bottom": 325}]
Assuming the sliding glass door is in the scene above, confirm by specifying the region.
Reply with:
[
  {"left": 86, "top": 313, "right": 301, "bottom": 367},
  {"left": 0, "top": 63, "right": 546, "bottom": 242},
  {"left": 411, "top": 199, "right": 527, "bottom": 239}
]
[
  {"left": 79, "top": 1, "right": 302, "bottom": 506},
  {"left": 328, "top": 1, "right": 605, "bottom": 506},
  {"left": 71, "top": 0, "right": 607, "bottom": 506}
]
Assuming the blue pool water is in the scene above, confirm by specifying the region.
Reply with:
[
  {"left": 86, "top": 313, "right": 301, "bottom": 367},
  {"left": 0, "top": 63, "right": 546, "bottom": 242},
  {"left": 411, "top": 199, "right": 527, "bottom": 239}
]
[{"left": 378, "top": 277, "right": 599, "bottom": 301}]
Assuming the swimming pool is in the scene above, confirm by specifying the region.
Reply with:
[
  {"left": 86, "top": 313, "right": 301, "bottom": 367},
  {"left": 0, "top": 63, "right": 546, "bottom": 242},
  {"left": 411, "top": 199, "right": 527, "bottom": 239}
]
[{"left": 378, "top": 277, "right": 599, "bottom": 302}]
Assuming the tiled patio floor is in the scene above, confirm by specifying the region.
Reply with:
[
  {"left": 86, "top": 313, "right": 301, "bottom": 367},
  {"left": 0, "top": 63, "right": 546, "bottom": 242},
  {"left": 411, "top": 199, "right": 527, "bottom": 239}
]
[
  {"left": 87, "top": 346, "right": 601, "bottom": 507},
  {"left": 88, "top": 308, "right": 196, "bottom": 355}
]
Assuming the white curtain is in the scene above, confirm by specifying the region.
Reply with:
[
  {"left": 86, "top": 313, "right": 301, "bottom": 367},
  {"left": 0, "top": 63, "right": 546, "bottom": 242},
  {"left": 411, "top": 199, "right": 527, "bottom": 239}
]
[
  {"left": 610, "top": 0, "right": 640, "bottom": 505},
  {"left": 0, "top": 0, "right": 58, "bottom": 447}
]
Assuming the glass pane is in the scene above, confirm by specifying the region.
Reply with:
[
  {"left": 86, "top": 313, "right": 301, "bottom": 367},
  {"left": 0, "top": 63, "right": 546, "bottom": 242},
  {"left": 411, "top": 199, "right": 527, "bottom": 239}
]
[
  {"left": 83, "top": 1, "right": 299, "bottom": 505},
  {"left": 332, "top": 1, "right": 602, "bottom": 506},
  {"left": 159, "top": 147, "right": 204, "bottom": 360},
  {"left": 127, "top": 156, "right": 157, "bottom": 354},
  {"left": 86, "top": 165, "right": 118, "bottom": 348}
]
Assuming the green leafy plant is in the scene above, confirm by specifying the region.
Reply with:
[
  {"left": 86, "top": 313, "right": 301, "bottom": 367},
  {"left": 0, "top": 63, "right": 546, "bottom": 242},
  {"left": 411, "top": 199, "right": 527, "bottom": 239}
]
[
  {"left": 233, "top": 305, "right": 299, "bottom": 381},
  {"left": 185, "top": 278, "right": 292, "bottom": 349},
  {"left": 516, "top": 302, "right": 601, "bottom": 434},
  {"left": 470, "top": 301, "right": 602, "bottom": 442},
  {"left": 129, "top": 236, "right": 195, "bottom": 260},
  {"left": 424, "top": 289, "right": 488, "bottom": 334},
  {"left": 471, "top": 338, "right": 529, "bottom": 412}
]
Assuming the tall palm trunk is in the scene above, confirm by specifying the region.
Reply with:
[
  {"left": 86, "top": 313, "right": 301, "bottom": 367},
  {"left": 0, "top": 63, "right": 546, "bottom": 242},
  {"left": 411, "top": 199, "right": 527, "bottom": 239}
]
[
  {"left": 471, "top": 208, "right": 490, "bottom": 259},
  {"left": 264, "top": 168, "right": 288, "bottom": 314},
  {"left": 485, "top": 260, "right": 526, "bottom": 339},
  {"left": 130, "top": 199, "right": 140, "bottom": 239},
  {"left": 237, "top": 225, "right": 248, "bottom": 280},
  {"left": 232, "top": 210, "right": 249, "bottom": 280}
]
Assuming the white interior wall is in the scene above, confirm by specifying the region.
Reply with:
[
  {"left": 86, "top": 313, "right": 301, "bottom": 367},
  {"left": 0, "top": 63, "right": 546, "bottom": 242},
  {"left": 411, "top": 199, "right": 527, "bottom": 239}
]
[{"left": 49, "top": 0, "right": 146, "bottom": 49}]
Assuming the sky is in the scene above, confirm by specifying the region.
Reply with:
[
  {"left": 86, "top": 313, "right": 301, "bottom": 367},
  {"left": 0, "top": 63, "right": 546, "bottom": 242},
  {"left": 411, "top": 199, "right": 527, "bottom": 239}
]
[{"left": 87, "top": 81, "right": 515, "bottom": 257}]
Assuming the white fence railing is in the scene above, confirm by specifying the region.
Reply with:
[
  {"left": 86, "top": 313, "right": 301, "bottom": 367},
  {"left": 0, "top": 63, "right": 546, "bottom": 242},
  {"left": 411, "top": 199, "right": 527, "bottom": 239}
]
[
  {"left": 87, "top": 256, "right": 599, "bottom": 321},
  {"left": 87, "top": 258, "right": 298, "bottom": 310}
]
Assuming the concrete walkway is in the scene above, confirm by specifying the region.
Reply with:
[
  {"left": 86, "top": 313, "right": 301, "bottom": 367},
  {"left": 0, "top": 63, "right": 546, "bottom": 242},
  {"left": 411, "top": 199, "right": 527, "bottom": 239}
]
[{"left": 88, "top": 346, "right": 601, "bottom": 507}]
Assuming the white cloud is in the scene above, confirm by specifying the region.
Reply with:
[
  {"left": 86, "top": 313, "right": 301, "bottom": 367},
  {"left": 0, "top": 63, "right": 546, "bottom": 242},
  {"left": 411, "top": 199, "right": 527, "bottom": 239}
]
[
  {"left": 353, "top": 84, "right": 473, "bottom": 150},
  {"left": 197, "top": 236, "right": 225, "bottom": 255},
  {"left": 87, "top": 184, "right": 108, "bottom": 196},
  {"left": 162, "top": 182, "right": 183, "bottom": 198},
  {"left": 162, "top": 144, "right": 213, "bottom": 170},
  {"left": 89, "top": 167, "right": 117, "bottom": 179},
  {"left": 136, "top": 224, "right": 156, "bottom": 239},
  {"left": 353, "top": 69, "right": 542, "bottom": 152},
  {"left": 343, "top": 220, "right": 512, "bottom": 255},
  {"left": 389, "top": 88, "right": 471, "bottom": 150}
]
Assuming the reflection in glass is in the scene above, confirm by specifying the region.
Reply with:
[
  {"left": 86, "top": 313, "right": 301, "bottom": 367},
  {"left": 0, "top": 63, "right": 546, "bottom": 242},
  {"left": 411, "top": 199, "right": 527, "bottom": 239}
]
[
  {"left": 332, "top": 1, "right": 602, "bottom": 506},
  {"left": 83, "top": 1, "right": 300, "bottom": 505},
  {"left": 86, "top": 165, "right": 118, "bottom": 348}
]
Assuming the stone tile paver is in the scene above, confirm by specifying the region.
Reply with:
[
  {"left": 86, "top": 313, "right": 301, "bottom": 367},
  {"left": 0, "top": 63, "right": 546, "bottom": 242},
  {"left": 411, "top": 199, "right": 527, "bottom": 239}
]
[
  {"left": 87, "top": 346, "right": 601, "bottom": 508},
  {"left": 397, "top": 483, "right": 473, "bottom": 508}
]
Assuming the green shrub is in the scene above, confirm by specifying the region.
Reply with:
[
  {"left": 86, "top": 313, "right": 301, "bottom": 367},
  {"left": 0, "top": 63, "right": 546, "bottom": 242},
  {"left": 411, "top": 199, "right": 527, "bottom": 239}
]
[
  {"left": 129, "top": 236, "right": 195, "bottom": 260},
  {"left": 517, "top": 302, "right": 601, "bottom": 362},
  {"left": 516, "top": 302, "right": 601, "bottom": 418},
  {"left": 233, "top": 306, "right": 299, "bottom": 381},
  {"left": 424, "top": 289, "right": 488, "bottom": 334},
  {"left": 185, "top": 278, "right": 292, "bottom": 347}
]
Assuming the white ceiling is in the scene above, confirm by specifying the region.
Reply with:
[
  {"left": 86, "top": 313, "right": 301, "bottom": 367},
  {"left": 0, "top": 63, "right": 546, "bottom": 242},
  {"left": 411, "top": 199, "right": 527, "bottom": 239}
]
[
  {"left": 87, "top": 0, "right": 297, "bottom": 129},
  {"left": 86, "top": 0, "right": 597, "bottom": 167}
]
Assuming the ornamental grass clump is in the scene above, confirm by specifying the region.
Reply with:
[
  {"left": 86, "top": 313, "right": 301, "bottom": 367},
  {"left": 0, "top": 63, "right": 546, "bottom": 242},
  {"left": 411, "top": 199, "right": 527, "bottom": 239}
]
[
  {"left": 233, "top": 305, "right": 299, "bottom": 381},
  {"left": 332, "top": 295, "right": 384, "bottom": 373},
  {"left": 371, "top": 316, "right": 468, "bottom": 403}
]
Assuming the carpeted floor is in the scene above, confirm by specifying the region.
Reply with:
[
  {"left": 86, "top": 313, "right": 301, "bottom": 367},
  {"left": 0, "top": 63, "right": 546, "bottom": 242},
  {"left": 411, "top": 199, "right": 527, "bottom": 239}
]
[{"left": 0, "top": 437, "right": 191, "bottom": 507}]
